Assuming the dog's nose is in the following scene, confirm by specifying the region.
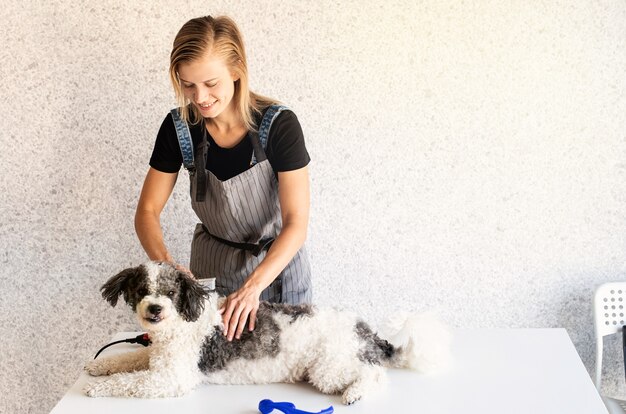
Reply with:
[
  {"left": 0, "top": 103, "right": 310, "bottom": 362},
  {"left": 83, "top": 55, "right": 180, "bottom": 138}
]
[{"left": 148, "top": 304, "right": 162, "bottom": 315}]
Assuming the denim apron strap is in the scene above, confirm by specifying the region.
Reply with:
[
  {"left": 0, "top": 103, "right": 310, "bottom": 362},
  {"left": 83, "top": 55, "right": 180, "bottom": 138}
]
[
  {"left": 250, "top": 105, "right": 289, "bottom": 166},
  {"left": 170, "top": 108, "right": 208, "bottom": 202},
  {"left": 170, "top": 108, "right": 195, "bottom": 170}
]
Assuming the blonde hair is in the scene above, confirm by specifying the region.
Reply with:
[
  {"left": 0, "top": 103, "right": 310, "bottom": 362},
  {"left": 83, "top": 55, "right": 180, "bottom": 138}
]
[{"left": 169, "top": 15, "right": 277, "bottom": 131}]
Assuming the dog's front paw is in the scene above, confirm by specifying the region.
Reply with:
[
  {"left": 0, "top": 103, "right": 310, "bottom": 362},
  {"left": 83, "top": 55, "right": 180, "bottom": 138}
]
[
  {"left": 84, "top": 360, "right": 113, "bottom": 377},
  {"left": 342, "top": 388, "right": 362, "bottom": 405},
  {"left": 84, "top": 380, "right": 108, "bottom": 397}
]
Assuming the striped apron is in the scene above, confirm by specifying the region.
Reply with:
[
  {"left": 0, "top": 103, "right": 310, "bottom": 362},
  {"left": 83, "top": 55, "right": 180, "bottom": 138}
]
[{"left": 170, "top": 105, "right": 312, "bottom": 304}]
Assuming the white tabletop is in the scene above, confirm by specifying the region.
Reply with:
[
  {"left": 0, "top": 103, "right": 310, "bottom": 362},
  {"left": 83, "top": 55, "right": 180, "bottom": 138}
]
[{"left": 50, "top": 328, "right": 608, "bottom": 414}]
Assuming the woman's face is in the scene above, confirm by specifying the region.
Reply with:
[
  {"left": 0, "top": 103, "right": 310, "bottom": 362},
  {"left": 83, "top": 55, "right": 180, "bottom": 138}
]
[{"left": 177, "top": 53, "right": 239, "bottom": 121}]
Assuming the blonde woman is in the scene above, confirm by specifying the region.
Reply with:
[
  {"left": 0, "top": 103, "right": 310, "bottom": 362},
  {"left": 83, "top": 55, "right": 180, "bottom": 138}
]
[{"left": 135, "top": 16, "right": 312, "bottom": 342}]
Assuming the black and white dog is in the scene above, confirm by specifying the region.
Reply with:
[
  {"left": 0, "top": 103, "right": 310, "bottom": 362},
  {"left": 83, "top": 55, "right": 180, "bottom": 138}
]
[{"left": 84, "top": 261, "right": 451, "bottom": 404}]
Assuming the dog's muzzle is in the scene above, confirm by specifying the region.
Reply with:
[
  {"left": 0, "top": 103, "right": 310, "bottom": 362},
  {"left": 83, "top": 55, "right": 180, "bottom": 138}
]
[{"left": 146, "top": 304, "right": 163, "bottom": 323}]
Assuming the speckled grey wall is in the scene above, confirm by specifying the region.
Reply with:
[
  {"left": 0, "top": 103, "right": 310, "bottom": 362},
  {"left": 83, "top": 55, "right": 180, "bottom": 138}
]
[{"left": 1, "top": 1, "right": 625, "bottom": 413}]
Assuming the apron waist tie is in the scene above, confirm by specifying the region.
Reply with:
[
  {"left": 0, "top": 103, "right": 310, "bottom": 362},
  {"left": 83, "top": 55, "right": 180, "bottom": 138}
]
[{"left": 201, "top": 224, "right": 275, "bottom": 257}]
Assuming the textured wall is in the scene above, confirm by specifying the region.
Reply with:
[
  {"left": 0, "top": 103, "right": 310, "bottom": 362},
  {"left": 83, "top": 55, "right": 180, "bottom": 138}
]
[{"left": 1, "top": 1, "right": 625, "bottom": 413}]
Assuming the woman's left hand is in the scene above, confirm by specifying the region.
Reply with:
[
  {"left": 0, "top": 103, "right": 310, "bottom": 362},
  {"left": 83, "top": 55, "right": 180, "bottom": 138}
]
[{"left": 219, "top": 284, "right": 261, "bottom": 341}]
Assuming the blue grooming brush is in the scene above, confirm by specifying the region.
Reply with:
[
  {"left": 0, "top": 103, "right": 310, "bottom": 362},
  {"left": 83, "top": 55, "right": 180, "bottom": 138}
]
[{"left": 258, "top": 399, "right": 334, "bottom": 414}]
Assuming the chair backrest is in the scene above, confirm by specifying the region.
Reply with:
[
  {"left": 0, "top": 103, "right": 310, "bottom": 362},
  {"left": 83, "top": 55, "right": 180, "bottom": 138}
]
[{"left": 594, "top": 282, "right": 626, "bottom": 339}]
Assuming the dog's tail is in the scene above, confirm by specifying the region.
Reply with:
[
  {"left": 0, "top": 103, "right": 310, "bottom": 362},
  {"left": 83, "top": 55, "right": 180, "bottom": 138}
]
[{"left": 381, "top": 311, "right": 452, "bottom": 374}]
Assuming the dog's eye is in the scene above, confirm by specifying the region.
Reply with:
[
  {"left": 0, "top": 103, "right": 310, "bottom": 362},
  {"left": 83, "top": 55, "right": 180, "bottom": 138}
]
[
  {"left": 138, "top": 288, "right": 148, "bottom": 296},
  {"left": 167, "top": 290, "right": 175, "bottom": 297}
]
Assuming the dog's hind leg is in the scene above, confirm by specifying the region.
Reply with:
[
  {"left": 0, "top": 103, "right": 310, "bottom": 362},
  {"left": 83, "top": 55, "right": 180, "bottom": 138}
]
[
  {"left": 340, "top": 365, "right": 387, "bottom": 405},
  {"left": 85, "top": 347, "right": 150, "bottom": 376}
]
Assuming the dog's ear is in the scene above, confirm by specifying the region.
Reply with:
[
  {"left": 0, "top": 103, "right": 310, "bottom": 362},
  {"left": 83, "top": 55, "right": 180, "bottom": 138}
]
[
  {"left": 176, "top": 272, "right": 208, "bottom": 322},
  {"left": 101, "top": 267, "right": 141, "bottom": 307}
]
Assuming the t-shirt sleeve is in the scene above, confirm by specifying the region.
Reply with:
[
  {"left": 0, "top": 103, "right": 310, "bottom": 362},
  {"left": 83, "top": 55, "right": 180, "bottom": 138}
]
[
  {"left": 266, "top": 109, "right": 311, "bottom": 172},
  {"left": 149, "top": 113, "right": 184, "bottom": 173}
]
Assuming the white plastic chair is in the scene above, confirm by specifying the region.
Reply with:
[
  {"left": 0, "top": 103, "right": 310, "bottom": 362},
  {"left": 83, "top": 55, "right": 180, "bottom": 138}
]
[{"left": 594, "top": 282, "right": 626, "bottom": 413}]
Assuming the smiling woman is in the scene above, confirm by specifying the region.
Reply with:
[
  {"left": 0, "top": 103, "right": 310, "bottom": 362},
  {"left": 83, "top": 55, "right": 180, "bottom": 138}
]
[
  {"left": 134, "top": 15, "right": 312, "bottom": 343},
  {"left": 168, "top": 16, "right": 268, "bottom": 133}
]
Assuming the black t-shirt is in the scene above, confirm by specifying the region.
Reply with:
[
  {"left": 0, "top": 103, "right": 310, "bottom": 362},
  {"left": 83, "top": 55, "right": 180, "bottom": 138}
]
[{"left": 149, "top": 107, "right": 310, "bottom": 181}]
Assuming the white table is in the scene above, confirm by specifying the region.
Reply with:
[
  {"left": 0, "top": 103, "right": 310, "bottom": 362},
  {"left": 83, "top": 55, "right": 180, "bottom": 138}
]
[{"left": 50, "top": 329, "right": 608, "bottom": 413}]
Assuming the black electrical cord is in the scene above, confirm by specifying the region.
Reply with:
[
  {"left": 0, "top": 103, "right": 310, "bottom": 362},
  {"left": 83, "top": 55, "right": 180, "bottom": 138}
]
[{"left": 93, "top": 333, "right": 151, "bottom": 359}]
